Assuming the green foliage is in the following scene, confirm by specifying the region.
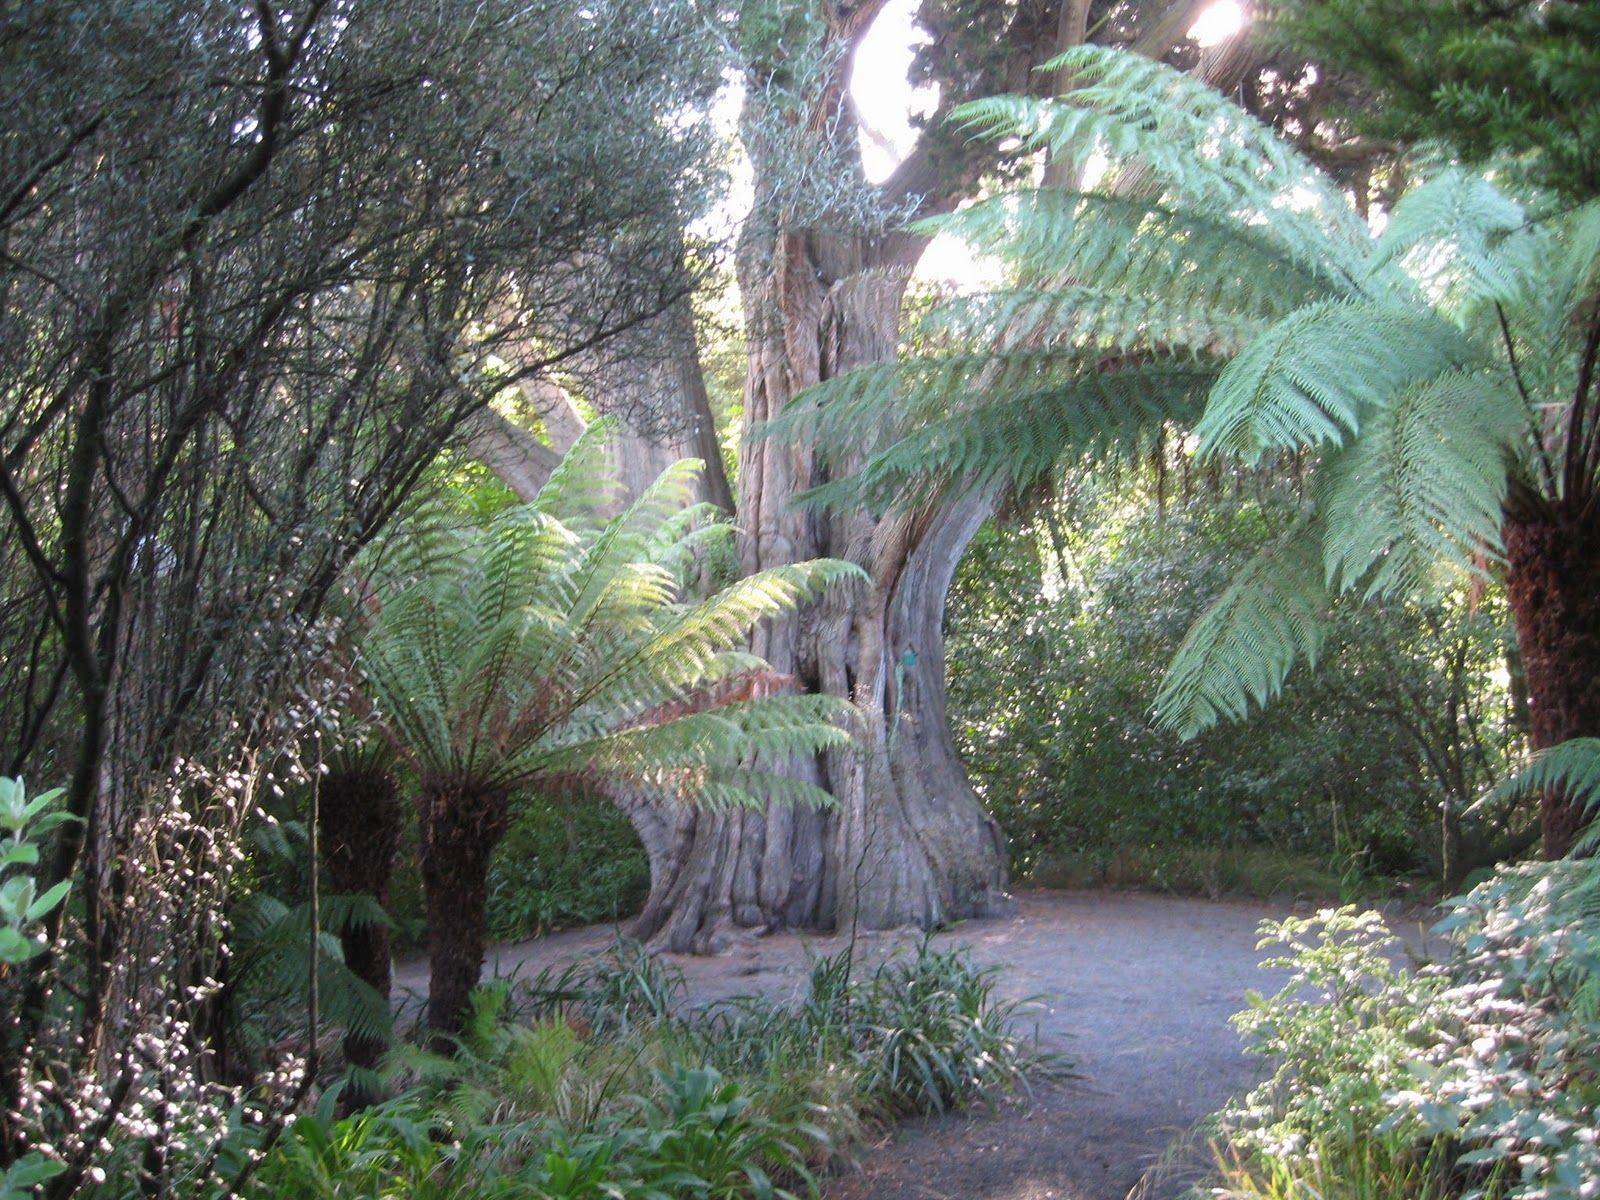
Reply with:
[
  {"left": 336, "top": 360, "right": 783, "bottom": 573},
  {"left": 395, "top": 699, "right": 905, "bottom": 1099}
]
[
  {"left": 487, "top": 801, "right": 649, "bottom": 941},
  {"left": 1488, "top": 738, "right": 1600, "bottom": 852},
  {"left": 1030, "top": 846, "right": 1362, "bottom": 904},
  {"left": 702, "top": 937, "right": 1048, "bottom": 1127},
  {"left": 1212, "top": 856, "right": 1600, "bottom": 1199},
  {"left": 239, "top": 937, "right": 1044, "bottom": 1200},
  {"left": 1271, "top": 0, "right": 1600, "bottom": 203},
  {"left": 0, "top": 778, "right": 74, "bottom": 965},
  {"left": 789, "top": 43, "right": 1600, "bottom": 744},
  {"left": 210, "top": 817, "right": 397, "bottom": 1089},
  {"left": 1231, "top": 909, "right": 1446, "bottom": 1158},
  {"left": 360, "top": 424, "right": 862, "bottom": 810},
  {"left": 947, "top": 476, "right": 1522, "bottom": 887}
]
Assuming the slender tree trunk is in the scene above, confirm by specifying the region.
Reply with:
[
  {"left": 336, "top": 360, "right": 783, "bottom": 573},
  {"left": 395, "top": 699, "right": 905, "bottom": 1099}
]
[
  {"left": 318, "top": 765, "right": 402, "bottom": 1099},
  {"left": 419, "top": 784, "right": 511, "bottom": 1046},
  {"left": 629, "top": 228, "right": 1008, "bottom": 952},
  {"left": 593, "top": 295, "right": 735, "bottom": 513},
  {"left": 1503, "top": 502, "right": 1600, "bottom": 858}
]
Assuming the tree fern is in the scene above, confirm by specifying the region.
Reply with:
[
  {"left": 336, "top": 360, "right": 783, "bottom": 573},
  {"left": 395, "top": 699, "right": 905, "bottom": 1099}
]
[
  {"left": 1488, "top": 739, "right": 1600, "bottom": 854},
  {"left": 358, "top": 428, "right": 865, "bottom": 1031},
  {"left": 1366, "top": 168, "right": 1527, "bottom": 295},
  {"left": 781, "top": 43, "right": 1600, "bottom": 748}
]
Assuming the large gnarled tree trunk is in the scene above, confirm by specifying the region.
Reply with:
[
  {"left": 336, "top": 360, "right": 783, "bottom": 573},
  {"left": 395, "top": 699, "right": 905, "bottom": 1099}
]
[
  {"left": 629, "top": 217, "right": 1009, "bottom": 952},
  {"left": 472, "top": 1, "right": 1248, "bottom": 951},
  {"left": 628, "top": 0, "right": 1234, "bottom": 952}
]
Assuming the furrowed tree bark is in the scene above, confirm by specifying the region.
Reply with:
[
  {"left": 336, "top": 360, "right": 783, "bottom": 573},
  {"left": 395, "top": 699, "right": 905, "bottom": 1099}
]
[
  {"left": 468, "top": 298, "right": 731, "bottom": 514},
  {"left": 628, "top": 220, "right": 1009, "bottom": 951},
  {"left": 627, "top": 0, "right": 1255, "bottom": 953},
  {"left": 1503, "top": 501, "right": 1600, "bottom": 858}
]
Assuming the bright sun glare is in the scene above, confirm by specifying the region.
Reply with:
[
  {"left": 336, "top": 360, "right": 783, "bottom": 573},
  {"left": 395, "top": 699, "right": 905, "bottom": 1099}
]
[
  {"left": 1189, "top": 1, "right": 1248, "bottom": 48},
  {"left": 850, "top": 0, "right": 1252, "bottom": 283}
]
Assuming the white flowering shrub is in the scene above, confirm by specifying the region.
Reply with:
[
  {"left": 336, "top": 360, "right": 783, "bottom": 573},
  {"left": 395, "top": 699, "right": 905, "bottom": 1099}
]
[
  {"left": 1399, "top": 861, "right": 1600, "bottom": 1199},
  {"left": 1227, "top": 908, "right": 1445, "bottom": 1165},
  {"left": 3, "top": 654, "right": 355, "bottom": 1198},
  {"left": 1220, "top": 862, "right": 1600, "bottom": 1200}
]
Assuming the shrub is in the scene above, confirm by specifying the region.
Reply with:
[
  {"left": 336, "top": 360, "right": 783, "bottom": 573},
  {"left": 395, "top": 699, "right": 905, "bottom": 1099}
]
[
  {"left": 486, "top": 801, "right": 649, "bottom": 942},
  {"left": 1212, "top": 861, "right": 1600, "bottom": 1200},
  {"left": 946, "top": 483, "right": 1522, "bottom": 893},
  {"left": 1226, "top": 909, "right": 1446, "bottom": 1169}
]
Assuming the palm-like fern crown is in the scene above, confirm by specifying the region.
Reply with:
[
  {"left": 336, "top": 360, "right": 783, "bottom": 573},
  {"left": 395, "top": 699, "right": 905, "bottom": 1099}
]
[
  {"left": 778, "top": 45, "right": 1600, "bottom": 740},
  {"left": 357, "top": 423, "right": 862, "bottom": 809}
]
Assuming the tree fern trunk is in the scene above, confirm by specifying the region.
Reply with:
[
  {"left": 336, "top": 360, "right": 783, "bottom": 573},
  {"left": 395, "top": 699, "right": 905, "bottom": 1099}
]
[
  {"left": 1503, "top": 503, "right": 1600, "bottom": 858},
  {"left": 419, "top": 784, "right": 511, "bottom": 1045},
  {"left": 318, "top": 766, "right": 402, "bottom": 1098}
]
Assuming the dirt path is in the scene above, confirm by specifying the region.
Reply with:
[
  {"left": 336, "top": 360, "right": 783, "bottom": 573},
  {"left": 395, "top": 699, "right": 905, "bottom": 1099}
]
[{"left": 395, "top": 890, "right": 1385, "bottom": 1200}]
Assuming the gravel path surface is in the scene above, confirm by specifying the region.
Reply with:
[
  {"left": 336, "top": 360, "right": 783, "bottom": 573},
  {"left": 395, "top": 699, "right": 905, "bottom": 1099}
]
[{"left": 396, "top": 890, "right": 1405, "bottom": 1200}]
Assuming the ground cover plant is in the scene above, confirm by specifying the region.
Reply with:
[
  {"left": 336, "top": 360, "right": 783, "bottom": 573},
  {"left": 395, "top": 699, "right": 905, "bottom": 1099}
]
[{"left": 239, "top": 936, "right": 1048, "bottom": 1200}]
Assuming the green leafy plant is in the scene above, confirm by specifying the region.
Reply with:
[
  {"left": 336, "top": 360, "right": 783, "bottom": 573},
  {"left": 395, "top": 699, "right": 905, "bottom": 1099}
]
[
  {"left": 1214, "top": 855, "right": 1600, "bottom": 1200},
  {"left": 487, "top": 800, "right": 649, "bottom": 941},
  {"left": 1486, "top": 737, "right": 1600, "bottom": 852},
  {"left": 1271, "top": 0, "right": 1600, "bottom": 204},
  {"left": 636, "top": 1066, "right": 813, "bottom": 1200},
  {"left": 0, "top": 778, "right": 75, "bottom": 1197},
  {"left": 0, "top": 778, "right": 74, "bottom": 966},
  {"left": 945, "top": 474, "right": 1522, "bottom": 889},
  {"left": 278, "top": 933, "right": 1046, "bottom": 1200},
  {"left": 357, "top": 426, "right": 862, "bottom": 1037}
]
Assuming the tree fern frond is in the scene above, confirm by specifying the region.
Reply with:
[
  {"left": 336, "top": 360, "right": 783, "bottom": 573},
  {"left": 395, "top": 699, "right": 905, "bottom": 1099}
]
[
  {"left": 531, "top": 417, "right": 621, "bottom": 527},
  {"left": 1195, "top": 300, "right": 1486, "bottom": 462},
  {"left": 922, "top": 286, "right": 1271, "bottom": 359},
  {"left": 923, "top": 190, "right": 1347, "bottom": 317},
  {"left": 953, "top": 47, "right": 1367, "bottom": 267},
  {"left": 1319, "top": 369, "right": 1521, "bottom": 596},
  {"left": 359, "top": 447, "right": 862, "bottom": 815},
  {"left": 1367, "top": 169, "right": 1527, "bottom": 299},
  {"left": 795, "top": 359, "right": 1212, "bottom": 512},
  {"left": 1154, "top": 521, "right": 1329, "bottom": 738},
  {"left": 1485, "top": 739, "right": 1600, "bottom": 854},
  {"left": 669, "top": 771, "right": 838, "bottom": 813}
]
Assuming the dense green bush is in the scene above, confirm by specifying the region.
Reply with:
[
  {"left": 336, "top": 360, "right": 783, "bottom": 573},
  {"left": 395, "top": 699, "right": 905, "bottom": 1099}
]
[
  {"left": 1209, "top": 858, "right": 1600, "bottom": 1200},
  {"left": 946, "top": 474, "right": 1526, "bottom": 892},
  {"left": 486, "top": 802, "right": 650, "bottom": 942}
]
